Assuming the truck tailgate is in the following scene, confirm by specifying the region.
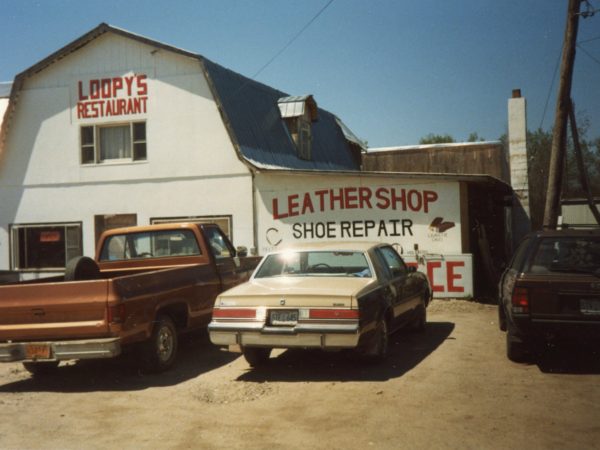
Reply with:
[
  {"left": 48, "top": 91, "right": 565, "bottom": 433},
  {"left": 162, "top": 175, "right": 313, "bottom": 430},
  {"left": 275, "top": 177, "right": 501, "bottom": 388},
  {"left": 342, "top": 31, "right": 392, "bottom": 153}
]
[{"left": 0, "top": 280, "right": 110, "bottom": 341}]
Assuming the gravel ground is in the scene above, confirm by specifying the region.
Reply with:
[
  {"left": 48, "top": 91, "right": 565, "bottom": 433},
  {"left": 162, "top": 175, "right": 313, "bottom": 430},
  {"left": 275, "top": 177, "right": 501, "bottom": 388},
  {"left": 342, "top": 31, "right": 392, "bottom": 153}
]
[{"left": 1, "top": 299, "right": 599, "bottom": 449}]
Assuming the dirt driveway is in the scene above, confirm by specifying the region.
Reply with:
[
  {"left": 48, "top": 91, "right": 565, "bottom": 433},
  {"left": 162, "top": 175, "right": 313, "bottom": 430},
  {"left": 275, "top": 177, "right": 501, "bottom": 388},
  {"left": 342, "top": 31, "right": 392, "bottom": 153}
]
[{"left": 1, "top": 299, "right": 599, "bottom": 449}]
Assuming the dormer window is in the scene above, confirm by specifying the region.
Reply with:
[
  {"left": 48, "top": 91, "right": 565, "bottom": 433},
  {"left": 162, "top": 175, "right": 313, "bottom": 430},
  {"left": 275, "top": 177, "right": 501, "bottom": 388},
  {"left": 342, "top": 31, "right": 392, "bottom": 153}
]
[{"left": 278, "top": 95, "right": 318, "bottom": 160}]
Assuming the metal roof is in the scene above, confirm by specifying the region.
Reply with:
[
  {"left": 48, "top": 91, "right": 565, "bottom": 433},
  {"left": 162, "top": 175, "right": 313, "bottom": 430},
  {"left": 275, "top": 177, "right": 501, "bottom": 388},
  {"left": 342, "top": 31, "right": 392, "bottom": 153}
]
[{"left": 202, "top": 59, "right": 359, "bottom": 171}]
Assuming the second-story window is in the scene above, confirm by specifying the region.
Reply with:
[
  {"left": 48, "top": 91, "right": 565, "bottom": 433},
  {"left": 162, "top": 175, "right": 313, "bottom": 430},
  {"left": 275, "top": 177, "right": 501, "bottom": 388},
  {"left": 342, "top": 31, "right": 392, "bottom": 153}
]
[{"left": 80, "top": 122, "right": 146, "bottom": 164}]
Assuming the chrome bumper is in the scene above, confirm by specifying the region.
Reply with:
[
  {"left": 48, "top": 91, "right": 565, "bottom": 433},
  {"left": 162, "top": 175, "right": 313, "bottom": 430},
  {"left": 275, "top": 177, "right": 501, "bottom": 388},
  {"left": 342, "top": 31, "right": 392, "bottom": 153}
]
[
  {"left": 208, "top": 321, "right": 360, "bottom": 349},
  {"left": 0, "top": 338, "right": 121, "bottom": 362}
]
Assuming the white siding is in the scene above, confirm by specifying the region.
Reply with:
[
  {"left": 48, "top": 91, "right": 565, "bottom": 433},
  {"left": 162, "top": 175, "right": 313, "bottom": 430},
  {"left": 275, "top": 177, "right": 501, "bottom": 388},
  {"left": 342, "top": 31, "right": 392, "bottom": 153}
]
[{"left": 0, "top": 32, "right": 254, "bottom": 272}]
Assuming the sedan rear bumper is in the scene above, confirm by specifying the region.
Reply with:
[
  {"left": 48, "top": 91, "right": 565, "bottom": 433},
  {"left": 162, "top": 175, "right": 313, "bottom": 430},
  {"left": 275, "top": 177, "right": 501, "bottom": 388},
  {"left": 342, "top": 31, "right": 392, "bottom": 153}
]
[
  {"left": 208, "top": 321, "right": 360, "bottom": 349},
  {"left": 0, "top": 338, "right": 121, "bottom": 363}
]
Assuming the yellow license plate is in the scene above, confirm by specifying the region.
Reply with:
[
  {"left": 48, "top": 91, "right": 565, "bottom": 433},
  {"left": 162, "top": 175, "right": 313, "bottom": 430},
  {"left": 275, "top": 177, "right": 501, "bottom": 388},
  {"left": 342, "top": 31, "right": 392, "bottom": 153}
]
[{"left": 25, "top": 344, "right": 51, "bottom": 360}]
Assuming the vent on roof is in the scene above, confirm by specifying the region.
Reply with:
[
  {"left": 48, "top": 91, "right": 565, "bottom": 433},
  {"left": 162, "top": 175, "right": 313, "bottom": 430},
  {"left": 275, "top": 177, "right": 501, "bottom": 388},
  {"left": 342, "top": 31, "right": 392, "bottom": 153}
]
[{"left": 278, "top": 95, "right": 318, "bottom": 161}]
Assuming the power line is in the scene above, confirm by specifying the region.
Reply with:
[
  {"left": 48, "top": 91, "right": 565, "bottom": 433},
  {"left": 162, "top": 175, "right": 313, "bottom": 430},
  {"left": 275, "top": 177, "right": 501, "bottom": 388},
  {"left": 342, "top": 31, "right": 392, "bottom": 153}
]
[
  {"left": 540, "top": 48, "right": 562, "bottom": 130},
  {"left": 251, "top": 0, "right": 336, "bottom": 79},
  {"left": 577, "top": 43, "right": 600, "bottom": 65},
  {"left": 578, "top": 35, "right": 600, "bottom": 44}
]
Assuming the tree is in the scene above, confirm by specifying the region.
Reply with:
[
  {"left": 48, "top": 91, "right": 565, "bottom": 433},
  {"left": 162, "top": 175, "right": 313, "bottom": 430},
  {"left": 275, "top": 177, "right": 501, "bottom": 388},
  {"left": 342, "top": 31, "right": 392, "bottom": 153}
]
[
  {"left": 500, "top": 114, "right": 600, "bottom": 230},
  {"left": 419, "top": 133, "right": 455, "bottom": 145},
  {"left": 467, "top": 132, "right": 485, "bottom": 142}
]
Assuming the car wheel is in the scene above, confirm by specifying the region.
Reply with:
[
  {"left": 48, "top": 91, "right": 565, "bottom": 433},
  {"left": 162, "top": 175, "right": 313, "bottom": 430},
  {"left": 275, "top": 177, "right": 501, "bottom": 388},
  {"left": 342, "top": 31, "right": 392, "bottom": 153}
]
[
  {"left": 498, "top": 304, "right": 507, "bottom": 332},
  {"left": 365, "top": 318, "right": 389, "bottom": 363},
  {"left": 22, "top": 361, "right": 59, "bottom": 376},
  {"left": 506, "top": 322, "right": 530, "bottom": 363},
  {"left": 243, "top": 347, "right": 271, "bottom": 367},
  {"left": 411, "top": 304, "right": 427, "bottom": 333},
  {"left": 141, "top": 315, "right": 178, "bottom": 373}
]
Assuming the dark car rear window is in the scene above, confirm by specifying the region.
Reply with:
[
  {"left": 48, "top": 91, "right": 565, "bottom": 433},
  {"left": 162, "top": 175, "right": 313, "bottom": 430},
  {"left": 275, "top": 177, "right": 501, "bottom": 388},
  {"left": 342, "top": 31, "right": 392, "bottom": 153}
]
[{"left": 528, "top": 236, "right": 600, "bottom": 275}]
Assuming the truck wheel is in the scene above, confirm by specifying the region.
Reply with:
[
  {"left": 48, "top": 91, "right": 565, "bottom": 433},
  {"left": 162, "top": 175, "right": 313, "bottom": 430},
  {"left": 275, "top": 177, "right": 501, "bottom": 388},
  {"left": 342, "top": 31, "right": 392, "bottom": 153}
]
[
  {"left": 506, "top": 322, "right": 530, "bottom": 363},
  {"left": 242, "top": 347, "right": 271, "bottom": 367},
  {"left": 141, "top": 315, "right": 178, "bottom": 373},
  {"left": 64, "top": 256, "right": 100, "bottom": 281},
  {"left": 22, "top": 361, "right": 59, "bottom": 376}
]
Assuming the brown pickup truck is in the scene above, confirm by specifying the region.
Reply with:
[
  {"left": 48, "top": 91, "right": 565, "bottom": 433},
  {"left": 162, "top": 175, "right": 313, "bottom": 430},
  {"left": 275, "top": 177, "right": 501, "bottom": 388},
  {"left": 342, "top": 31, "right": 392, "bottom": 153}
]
[{"left": 0, "top": 223, "right": 260, "bottom": 374}]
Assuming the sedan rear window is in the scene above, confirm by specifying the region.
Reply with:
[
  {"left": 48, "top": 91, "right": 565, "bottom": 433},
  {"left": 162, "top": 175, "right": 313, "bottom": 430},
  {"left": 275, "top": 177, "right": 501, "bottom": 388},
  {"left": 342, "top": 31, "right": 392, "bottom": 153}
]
[
  {"left": 529, "top": 236, "right": 600, "bottom": 275},
  {"left": 255, "top": 251, "right": 372, "bottom": 278}
]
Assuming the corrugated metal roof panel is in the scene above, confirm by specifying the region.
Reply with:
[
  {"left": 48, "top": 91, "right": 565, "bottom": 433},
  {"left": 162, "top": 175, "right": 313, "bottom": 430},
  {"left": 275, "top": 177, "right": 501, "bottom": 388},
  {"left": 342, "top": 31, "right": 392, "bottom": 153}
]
[{"left": 203, "top": 59, "right": 358, "bottom": 172}]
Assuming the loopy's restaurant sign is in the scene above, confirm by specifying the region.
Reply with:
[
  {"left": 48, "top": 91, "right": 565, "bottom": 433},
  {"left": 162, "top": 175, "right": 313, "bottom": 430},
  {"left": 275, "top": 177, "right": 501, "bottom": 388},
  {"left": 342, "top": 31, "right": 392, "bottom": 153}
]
[
  {"left": 257, "top": 180, "right": 473, "bottom": 298},
  {"left": 76, "top": 74, "right": 148, "bottom": 119}
]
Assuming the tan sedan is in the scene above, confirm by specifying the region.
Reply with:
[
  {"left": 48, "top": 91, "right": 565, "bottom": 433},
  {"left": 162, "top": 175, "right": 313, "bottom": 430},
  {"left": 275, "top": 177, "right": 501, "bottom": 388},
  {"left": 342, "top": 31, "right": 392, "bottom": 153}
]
[{"left": 208, "top": 242, "right": 431, "bottom": 366}]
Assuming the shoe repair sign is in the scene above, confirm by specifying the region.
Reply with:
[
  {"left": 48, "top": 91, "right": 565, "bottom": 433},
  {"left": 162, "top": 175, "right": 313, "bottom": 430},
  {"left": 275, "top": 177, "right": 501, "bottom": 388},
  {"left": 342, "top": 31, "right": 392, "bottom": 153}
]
[
  {"left": 257, "top": 175, "right": 462, "bottom": 253},
  {"left": 255, "top": 174, "right": 471, "bottom": 297}
]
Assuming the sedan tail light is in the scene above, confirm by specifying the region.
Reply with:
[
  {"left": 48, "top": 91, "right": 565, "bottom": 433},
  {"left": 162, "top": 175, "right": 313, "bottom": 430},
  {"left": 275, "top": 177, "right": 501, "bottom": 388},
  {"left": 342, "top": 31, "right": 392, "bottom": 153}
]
[
  {"left": 309, "top": 309, "right": 359, "bottom": 320},
  {"left": 212, "top": 308, "right": 257, "bottom": 319},
  {"left": 511, "top": 287, "right": 529, "bottom": 313}
]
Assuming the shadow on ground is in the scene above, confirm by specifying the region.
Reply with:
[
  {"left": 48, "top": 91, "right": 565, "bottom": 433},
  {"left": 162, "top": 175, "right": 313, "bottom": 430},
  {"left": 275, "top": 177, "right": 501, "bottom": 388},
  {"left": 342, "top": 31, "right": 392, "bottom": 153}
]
[
  {"left": 236, "top": 321, "right": 455, "bottom": 383},
  {"left": 0, "top": 330, "right": 239, "bottom": 393},
  {"left": 536, "top": 342, "right": 600, "bottom": 375}
]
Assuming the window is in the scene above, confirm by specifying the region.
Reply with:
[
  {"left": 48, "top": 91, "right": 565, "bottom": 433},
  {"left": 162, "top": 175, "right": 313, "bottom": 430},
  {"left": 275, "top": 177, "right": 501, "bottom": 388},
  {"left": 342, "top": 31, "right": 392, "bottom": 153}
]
[
  {"left": 254, "top": 251, "right": 371, "bottom": 278},
  {"left": 202, "top": 226, "right": 235, "bottom": 259},
  {"left": 10, "top": 223, "right": 82, "bottom": 270},
  {"left": 80, "top": 122, "right": 146, "bottom": 164},
  {"left": 376, "top": 246, "right": 408, "bottom": 279},
  {"left": 99, "top": 229, "right": 201, "bottom": 262},
  {"left": 277, "top": 95, "right": 317, "bottom": 161},
  {"left": 151, "top": 216, "right": 232, "bottom": 240},
  {"left": 94, "top": 214, "right": 137, "bottom": 251}
]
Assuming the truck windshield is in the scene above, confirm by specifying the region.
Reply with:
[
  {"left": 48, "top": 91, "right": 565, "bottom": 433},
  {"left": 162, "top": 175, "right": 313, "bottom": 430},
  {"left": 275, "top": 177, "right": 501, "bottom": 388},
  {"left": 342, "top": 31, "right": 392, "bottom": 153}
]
[
  {"left": 254, "top": 251, "right": 372, "bottom": 278},
  {"left": 529, "top": 236, "right": 600, "bottom": 275},
  {"left": 99, "top": 229, "right": 201, "bottom": 261}
]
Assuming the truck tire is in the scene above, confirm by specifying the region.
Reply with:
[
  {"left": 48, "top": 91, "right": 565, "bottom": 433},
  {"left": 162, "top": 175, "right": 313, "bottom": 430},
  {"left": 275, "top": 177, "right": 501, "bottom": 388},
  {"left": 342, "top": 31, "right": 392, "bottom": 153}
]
[
  {"left": 141, "top": 315, "right": 178, "bottom": 373},
  {"left": 64, "top": 256, "right": 100, "bottom": 281},
  {"left": 22, "top": 361, "right": 59, "bottom": 376},
  {"left": 242, "top": 347, "right": 271, "bottom": 367},
  {"left": 506, "top": 322, "right": 530, "bottom": 363}
]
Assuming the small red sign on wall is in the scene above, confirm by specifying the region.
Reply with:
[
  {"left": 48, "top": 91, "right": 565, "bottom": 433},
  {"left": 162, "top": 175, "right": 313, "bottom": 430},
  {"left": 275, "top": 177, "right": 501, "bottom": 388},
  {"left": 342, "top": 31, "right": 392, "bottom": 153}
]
[{"left": 39, "top": 231, "right": 61, "bottom": 242}]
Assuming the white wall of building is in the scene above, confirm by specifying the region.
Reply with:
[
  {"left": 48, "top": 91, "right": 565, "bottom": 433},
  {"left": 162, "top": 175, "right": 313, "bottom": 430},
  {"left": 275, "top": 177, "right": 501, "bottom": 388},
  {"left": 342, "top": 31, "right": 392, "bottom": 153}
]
[{"left": 0, "top": 33, "right": 254, "bottom": 273}]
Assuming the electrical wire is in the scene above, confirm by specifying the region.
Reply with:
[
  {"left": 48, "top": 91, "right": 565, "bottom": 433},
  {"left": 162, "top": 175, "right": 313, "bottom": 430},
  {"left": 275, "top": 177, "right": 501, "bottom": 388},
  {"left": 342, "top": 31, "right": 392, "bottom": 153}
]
[
  {"left": 251, "top": 0, "right": 335, "bottom": 79},
  {"left": 577, "top": 44, "right": 600, "bottom": 65},
  {"left": 540, "top": 48, "right": 562, "bottom": 130},
  {"left": 221, "top": 0, "right": 335, "bottom": 105}
]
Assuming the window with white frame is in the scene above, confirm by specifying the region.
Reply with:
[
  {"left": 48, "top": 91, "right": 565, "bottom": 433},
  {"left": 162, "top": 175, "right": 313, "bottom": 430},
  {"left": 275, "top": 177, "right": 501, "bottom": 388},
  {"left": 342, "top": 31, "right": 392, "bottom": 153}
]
[
  {"left": 81, "top": 122, "right": 146, "bottom": 164},
  {"left": 10, "top": 223, "right": 83, "bottom": 270}
]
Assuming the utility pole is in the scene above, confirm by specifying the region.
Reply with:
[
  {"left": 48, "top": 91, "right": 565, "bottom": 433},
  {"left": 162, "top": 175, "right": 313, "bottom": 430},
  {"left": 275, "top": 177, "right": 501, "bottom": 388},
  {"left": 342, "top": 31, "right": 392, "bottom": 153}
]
[{"left": 542, "top": 0, "right": 581, "bottom": 229}]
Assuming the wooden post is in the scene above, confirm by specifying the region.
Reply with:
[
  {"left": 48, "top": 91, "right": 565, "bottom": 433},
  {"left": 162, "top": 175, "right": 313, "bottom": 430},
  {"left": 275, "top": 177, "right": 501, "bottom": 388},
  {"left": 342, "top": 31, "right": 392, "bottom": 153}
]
[{"left": 542, "top": 0, "right": 581, "bottom": 229}]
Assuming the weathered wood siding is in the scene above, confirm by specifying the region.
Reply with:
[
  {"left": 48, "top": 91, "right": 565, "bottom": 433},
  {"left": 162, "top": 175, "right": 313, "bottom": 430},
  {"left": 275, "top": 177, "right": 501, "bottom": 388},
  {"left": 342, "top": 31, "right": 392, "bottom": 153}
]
[{"left": 363, "top": 143, "right": 508, "bottom": 182}]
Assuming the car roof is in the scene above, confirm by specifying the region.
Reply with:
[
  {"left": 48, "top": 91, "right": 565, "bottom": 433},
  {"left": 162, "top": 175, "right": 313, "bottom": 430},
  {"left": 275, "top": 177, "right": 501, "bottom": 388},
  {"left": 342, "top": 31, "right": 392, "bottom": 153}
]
[{"left": 269, "top": 241, "right": 384, "bottom": 253}]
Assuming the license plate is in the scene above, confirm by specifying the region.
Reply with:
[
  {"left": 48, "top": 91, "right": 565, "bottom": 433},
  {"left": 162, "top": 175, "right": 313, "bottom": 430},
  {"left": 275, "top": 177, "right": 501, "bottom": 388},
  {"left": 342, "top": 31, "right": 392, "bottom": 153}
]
[
  {"left": 270, "top": 310, "right": 299, "bottom": 326},
  {"left": 25, "top": 344, "right": 51, "bottom": 360},
  {"left": 580, "top": 299, "right": 600, "bottom": 315}
]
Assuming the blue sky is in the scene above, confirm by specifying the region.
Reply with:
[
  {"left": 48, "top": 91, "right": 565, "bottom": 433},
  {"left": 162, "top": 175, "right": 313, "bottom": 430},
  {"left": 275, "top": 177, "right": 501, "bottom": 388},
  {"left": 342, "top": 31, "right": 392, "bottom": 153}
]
[{"left": 1, "top": 0, "right": 599, "bottom": 147}]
